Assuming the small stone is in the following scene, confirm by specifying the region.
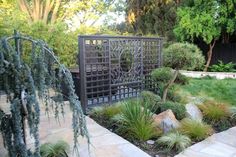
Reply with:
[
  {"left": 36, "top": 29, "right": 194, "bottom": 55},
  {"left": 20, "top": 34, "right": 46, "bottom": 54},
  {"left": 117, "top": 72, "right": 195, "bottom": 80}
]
[
  {"left": 146, "top": 140, "right": 155, "bottom": 145},
  {"left": 155, "top": 155, "right": 160, "bottom": 157},
  {"left": 185, "top": 103, "right": 203, "bottom": 121}
]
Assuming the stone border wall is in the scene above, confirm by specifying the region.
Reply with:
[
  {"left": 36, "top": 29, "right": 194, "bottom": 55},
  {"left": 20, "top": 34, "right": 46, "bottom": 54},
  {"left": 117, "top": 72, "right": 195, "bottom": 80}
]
[{"left": 180, "top": 70, "right": 236, "bottom": 79}]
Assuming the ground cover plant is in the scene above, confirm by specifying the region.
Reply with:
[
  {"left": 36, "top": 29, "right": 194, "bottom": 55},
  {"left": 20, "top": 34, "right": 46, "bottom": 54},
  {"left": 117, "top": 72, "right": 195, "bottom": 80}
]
[{"left": 175, "top": 78, "right": 236, "bottom": 105}]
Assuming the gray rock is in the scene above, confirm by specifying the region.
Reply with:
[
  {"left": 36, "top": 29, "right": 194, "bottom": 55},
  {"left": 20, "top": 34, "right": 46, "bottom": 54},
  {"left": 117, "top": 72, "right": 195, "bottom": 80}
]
[
  {"left": 161, "top": 117, "right": 180, "bottom": 133},
  {"left": 146, "top": 140, "right": 155, "bottom": 145},
  {"left": 185, "top": 103, "right": 203, "bottom": 121},
  {"left": 155, "top": 155, "right": 160, "bottom": 157}
]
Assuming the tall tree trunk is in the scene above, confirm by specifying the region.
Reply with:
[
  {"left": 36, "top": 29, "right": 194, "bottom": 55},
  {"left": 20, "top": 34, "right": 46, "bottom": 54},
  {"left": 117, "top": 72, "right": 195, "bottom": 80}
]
[
  {"left": 51, "top": 0, "right": 61, "bottom": 23},
  {"left": 204, "top": 40, "right": 216, "bottom": 72},
  {"left": 162, "top": 69, "right": 179, "bottom": 102}
]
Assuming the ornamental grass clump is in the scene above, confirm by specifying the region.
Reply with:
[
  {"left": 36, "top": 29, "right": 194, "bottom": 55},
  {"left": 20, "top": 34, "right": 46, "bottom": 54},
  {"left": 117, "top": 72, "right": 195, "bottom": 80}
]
[
  {"left": 199, "top": 101, "right": 230, "bottom": 123},
  {"left": 157, "top": 132, "right": 191, "bottom": 152},
  {"left": 40, "top": 140, "right": 69, "bottom": 157},
  {"left": 179, "top": 118, "right": 214, "bottom": 141},
  {"left": 117, "top": 99, "right": 157, "bottom": 141}
]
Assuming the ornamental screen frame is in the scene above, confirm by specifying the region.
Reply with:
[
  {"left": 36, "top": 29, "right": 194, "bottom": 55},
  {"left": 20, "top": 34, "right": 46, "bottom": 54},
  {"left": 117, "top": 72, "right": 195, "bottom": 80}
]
[{"left": 78, "top": 35, "right": 163, "bottom": 111}]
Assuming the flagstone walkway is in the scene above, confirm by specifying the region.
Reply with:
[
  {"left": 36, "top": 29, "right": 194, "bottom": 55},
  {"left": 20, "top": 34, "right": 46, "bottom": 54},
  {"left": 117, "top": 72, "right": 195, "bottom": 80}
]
[
  {"left": 175, "top": 127, "right": 236, "bottom": 157},
  {"left": 0, "top": 102, "right": 151, "bottom": 157}
]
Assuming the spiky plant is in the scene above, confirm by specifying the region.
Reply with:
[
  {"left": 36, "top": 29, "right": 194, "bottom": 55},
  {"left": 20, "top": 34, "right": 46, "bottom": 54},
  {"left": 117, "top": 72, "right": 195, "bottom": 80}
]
[
  {"left": 0, "top": 32, "right": 89, "bottom": 157},
  {"left": 40, "top": 140, "right": 69, "bottom": 157},
  {"left": 157, "top": 132, "right": 191, "bottom": 152},
  {"left": 179, "top": 118, "right": 214, "bottom": 141},
  {"left": 117, "top": 99, "right": 157, "bottom": 141}
]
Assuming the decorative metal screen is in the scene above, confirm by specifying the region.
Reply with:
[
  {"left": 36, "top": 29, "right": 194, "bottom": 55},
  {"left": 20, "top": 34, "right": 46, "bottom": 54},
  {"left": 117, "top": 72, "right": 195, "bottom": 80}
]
[{"left": 78, "top": 35, "right": 162, "bottom": 110}]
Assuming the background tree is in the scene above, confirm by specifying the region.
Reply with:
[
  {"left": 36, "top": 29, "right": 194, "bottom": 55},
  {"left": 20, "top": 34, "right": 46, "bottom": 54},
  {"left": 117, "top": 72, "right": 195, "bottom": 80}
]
[
  {"left": 151, "top": 43, "right": 205, "bottom": 102},
  {"left": 126, "top": 0, "right": 181, "bottom": 39},
  {"left": 174, "top": 0, "right": 236, "bottom": 71}
]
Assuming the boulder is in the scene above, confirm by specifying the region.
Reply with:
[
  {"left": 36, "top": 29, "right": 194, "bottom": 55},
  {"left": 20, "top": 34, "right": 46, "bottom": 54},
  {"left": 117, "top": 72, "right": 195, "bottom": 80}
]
[
  {"left": 153, "top": 109, "right": 180, "bottom": 133},
  {"left": 185, "top": 103, "right": 203, "bottom": 121}
]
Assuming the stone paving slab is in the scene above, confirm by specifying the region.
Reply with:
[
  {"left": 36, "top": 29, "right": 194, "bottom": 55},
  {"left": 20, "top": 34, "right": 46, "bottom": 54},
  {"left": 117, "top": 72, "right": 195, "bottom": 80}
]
[
  {"left": 0, "top": 104, "right": 151, "bottom": 157},
  {"left": 175, "top": 126, "right": 236, "bottom": 157}
]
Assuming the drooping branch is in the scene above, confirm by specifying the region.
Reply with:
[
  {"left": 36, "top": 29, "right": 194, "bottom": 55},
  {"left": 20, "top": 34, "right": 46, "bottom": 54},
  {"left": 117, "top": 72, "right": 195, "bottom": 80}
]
[{"left": 0, "top": 32, "right": 89, "bottom": 157}]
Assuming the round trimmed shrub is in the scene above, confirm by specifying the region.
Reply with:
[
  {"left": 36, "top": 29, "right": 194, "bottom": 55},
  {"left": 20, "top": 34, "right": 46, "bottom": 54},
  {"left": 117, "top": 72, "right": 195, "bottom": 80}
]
[
  {"left": 163, "top": 42, "right": 205, "bottom": 70},
  {"left": 159, "top": 101, "right": 186, "bottom": 120},
  {"left": 141, "top": 91, "right": 161, "bottom": 112}
]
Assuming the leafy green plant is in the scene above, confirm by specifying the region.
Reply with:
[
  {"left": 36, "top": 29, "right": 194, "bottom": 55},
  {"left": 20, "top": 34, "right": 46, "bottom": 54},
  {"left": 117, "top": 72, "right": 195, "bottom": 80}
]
[
  {"left": 174, "top": 1, "right": 236, "bottom": 71},
  {"left": 159, "top": 101, "right": 186, "bottom": 120},
  {"left": 157, "top": 132, "right": 191, "bottom": 152},
  {"left": 199, "top": 101, "right": 230, "bottom": 123},
  {"left": 209, "top": 60, "right": 236, "bottom": 72},
  {"left": 179, "top": 118, "right": 214, "bottom": 141},
  {"left": 117, "top": 99, "right": 157, "bottom": 141},
  {"left": 141, "top": 91, "right": 161, "bottom": 112},
  {"left": 40, "top": 140, "right": 70, "bottom": 157}
]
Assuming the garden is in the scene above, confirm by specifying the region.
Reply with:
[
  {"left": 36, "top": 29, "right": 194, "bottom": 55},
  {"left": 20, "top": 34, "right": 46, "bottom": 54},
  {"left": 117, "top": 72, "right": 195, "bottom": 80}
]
[
  {"left": 89, "top": 43, "right": 236, "bottom": 157},
  {"left": 1, "top": 0, "right": 236, "bottom": 157}
]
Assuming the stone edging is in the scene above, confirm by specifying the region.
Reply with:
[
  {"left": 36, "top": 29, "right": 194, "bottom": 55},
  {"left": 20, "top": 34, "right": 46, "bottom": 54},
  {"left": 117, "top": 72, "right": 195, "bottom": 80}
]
[{"left": 180, "top": 70, "right": 236, "bottom": 79}]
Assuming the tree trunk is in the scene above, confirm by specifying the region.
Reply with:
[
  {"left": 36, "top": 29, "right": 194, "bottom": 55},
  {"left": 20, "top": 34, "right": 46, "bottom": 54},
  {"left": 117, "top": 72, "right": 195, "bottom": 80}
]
[
  {"left": 51, "top": 0, "right": 61, "bottom": 23},
  {"left": 162, "top": 70, "right": 179, "bottom": 102},
  {"left": 204, "top": 40, "right": 216, "bottom": 72}
]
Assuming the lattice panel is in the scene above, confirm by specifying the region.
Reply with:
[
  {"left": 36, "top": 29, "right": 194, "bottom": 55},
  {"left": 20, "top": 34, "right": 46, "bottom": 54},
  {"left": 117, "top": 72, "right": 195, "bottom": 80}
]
[{"left": 79, "top": 36, "right": 162, "bottom": 109}]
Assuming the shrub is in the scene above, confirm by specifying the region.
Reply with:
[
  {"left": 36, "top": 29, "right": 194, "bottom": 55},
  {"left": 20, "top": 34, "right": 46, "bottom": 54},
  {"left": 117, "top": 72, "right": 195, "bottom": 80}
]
[
  {"left": 90, "top": 104, "right": 122, "bottom": 119},
  {"left": 209, "top": 60, "right": 236, "bottom": 72},
  {"left": 163, "top": 42, "right": 205, "bottom": 70},
  {"left": 179, "top": 118, "right": 214, "bottom": 141},
  {"left": 151, "top": 67, "right": 174, "bottom": 84},
  {"left": 175, "top": 73, "right": 190, "bottom": 85},
  {"left": 118, "top": 99, "right": 157, "bottom": 141},
  {"left": 40, "top": 140, "right": 69, "bottom": 157},
  {"left": 141, "top": 91, "right": 161, "bottom": 112},
  {"left": 198, "top": 101, "right": 230, "bottom": 123},
  {"left": 157, "top": 132, "right": 191, "bottom": 152},
  {"left": 159, "top": 101, "right": 186, "bottom": 120}
]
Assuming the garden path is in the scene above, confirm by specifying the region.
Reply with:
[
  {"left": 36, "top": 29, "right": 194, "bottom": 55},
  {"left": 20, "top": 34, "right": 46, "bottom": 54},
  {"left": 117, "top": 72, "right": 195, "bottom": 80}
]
[
  {"left": 0, "top": 100, "right": 151, "bottom": 157},
  {"left": 175, "top": 126, "right": 236, "bottom": 157}
]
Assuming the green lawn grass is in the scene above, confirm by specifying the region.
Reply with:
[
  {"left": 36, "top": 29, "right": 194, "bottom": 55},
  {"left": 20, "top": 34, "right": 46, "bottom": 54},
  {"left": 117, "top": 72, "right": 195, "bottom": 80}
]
[{"left": 175, "top": 78, "right": 236, "bottom": 106}]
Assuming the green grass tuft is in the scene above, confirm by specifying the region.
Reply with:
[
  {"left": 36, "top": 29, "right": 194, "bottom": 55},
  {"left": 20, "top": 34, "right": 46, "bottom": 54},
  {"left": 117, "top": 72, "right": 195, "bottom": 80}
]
[
  {"left": 157, "top": 132, "right": 191, "bottom": 152},
  {"left": 179, "top": 118, "right": 214, "bottom": 141}
]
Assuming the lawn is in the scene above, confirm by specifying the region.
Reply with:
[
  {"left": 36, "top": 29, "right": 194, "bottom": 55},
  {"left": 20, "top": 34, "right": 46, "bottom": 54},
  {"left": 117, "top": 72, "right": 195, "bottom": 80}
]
[{"left": 175, "top": 77, "right": 236, "bottom": 106}]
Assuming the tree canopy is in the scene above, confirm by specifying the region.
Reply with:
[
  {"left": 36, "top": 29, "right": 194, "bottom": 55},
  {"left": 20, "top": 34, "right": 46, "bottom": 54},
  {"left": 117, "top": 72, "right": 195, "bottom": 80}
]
[{"left": 174, "top": 0, "right": 236, "bottom": 71}]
